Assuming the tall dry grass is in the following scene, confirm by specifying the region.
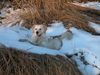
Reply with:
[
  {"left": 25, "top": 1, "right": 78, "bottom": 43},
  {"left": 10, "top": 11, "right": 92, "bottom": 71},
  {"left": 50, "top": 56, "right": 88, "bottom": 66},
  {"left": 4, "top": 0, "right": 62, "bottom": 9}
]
[
  {"left": 0, "top": 46, "right": 82, "bottom": 75},
  {"left": 1, "top": 0, "right": 100, "bottom": 35}
]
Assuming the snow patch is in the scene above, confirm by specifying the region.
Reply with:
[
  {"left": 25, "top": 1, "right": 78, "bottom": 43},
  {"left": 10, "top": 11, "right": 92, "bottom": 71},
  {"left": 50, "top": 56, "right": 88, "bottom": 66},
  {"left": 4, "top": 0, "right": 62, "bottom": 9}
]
[
  {"left": 73, "top": 2, "right": 100, "bottom": 10},
  {"left": 0, "top": 22, "right": 100, "bottom": 75}
]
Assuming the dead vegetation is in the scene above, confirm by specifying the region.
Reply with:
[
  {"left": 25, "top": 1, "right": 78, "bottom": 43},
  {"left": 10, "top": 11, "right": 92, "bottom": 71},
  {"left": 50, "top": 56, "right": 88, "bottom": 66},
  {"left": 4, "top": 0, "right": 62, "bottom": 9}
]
[
  {"left": 0, "top": 0, "right": 100, "bottom": 35},
  {"left": 0, "top": 46, "right": 82, "bottom": 75}
]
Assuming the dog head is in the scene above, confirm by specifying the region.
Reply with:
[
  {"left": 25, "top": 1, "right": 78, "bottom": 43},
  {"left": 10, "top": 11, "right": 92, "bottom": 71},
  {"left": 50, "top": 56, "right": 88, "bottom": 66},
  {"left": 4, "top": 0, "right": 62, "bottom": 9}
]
[{"left": 32, "top": 24, "right": 47, "bottom": 37}]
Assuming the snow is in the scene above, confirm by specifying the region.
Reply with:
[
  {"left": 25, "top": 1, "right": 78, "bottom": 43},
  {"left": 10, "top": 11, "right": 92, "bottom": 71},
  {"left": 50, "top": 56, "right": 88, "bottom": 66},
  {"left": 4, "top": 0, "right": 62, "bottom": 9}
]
[
  {"left": 0, "top": 22, "right": 100, "bottom": 75},
  {"left": 73, "top": 2, "right": 100, "bottom": 10},
  {"left": 80, "top": 2, "right": 100, "bottom": 10},
  {"left": 0, "top": 1, "right": 100, "bottom": 75},
  {"left": 0, "top": 25, "right": 64, "bottom": 55},
  {"left": 89, "top": 22, "right": 100, "bottom": 33}
]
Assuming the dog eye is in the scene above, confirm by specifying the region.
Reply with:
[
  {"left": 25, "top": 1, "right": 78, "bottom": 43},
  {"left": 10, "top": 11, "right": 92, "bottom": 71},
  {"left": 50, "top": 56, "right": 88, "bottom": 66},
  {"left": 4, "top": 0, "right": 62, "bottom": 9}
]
[{"left": 39, "top": 29, "right": 41, "bottom": 30}]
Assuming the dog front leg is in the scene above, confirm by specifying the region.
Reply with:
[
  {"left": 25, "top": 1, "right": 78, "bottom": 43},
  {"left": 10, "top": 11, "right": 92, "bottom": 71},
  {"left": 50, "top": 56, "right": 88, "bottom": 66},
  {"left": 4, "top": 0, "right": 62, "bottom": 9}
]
[{"left": 18, "top": 38, "right": 37, "bottom": 45}]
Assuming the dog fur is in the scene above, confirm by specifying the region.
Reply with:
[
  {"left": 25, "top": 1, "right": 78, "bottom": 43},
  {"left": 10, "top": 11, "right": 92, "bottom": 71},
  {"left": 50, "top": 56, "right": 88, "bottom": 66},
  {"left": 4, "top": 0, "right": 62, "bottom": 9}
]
[{"left": 31, "top": 24, "right": 73, "bottom": 50}]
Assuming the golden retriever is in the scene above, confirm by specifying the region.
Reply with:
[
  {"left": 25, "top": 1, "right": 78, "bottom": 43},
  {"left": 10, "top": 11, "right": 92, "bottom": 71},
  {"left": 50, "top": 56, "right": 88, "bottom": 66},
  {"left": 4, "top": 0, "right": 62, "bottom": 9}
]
[{"left": 31, "top": 24, "right": 73, "bottom": 50}]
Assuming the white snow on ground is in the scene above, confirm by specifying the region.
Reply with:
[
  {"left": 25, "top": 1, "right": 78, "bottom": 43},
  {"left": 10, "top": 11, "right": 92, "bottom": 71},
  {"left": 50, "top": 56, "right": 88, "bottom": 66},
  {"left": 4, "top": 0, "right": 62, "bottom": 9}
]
[
  {"left": 89, "top": 22, "right": 100, "bottom": 33},
  {"left": 73, "top": 2, "right": 100, "bottom": 10},
  {"left": 80, "top": 2, "right": 100, "bottom": 10},
  {"left": 0, "top": 25, "right": 64, "bottom": 56},
  {"left": 0, "top": 1, "right": 100, "bottom": 75},
  {"left": 0, "top": 22, "right": 100, "bottom": 75}
]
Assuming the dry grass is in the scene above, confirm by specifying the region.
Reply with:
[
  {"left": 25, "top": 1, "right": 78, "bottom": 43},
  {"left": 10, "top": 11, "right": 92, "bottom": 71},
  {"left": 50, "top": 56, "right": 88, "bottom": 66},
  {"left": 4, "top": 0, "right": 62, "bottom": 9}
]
[
  {"left": 1, "top": 0, "right": 100, "bottom": 35},
  {"left": 0, "top": 46, "right": 82, "bottom": 75}
]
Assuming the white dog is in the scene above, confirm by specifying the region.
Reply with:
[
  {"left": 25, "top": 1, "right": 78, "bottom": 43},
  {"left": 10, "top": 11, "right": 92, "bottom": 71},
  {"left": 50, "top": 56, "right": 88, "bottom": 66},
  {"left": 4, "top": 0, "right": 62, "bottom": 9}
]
[{"left": 31, "top": 24, "right": 73, "bottom": 50}]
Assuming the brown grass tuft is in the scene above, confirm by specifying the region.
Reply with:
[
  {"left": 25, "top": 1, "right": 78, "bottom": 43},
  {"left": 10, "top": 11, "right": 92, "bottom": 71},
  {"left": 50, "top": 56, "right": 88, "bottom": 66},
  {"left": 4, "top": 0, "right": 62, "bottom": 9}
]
[
  {"left": 0, "top": 46, "right": 82, "bottom": 75},
  {"left": 1, "top": 0, "right": 100, "bottom": 35}
]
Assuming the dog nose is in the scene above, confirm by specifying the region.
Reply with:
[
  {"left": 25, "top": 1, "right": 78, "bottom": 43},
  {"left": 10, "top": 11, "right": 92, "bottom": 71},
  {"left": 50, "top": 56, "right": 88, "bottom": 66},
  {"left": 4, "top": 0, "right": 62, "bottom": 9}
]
[{"left": 36, "top": 31, "right": 39, "bottom": 34}]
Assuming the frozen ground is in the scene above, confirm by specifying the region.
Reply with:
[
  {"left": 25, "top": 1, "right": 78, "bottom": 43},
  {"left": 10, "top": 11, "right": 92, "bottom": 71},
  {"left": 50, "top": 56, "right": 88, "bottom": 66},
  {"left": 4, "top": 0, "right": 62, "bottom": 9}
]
[
  {"left": 0, "top": 1, "right": 100, "bottom": 75},
  {"left": 0, "top": 22, "right": 100, "bottom": 75},
  {"left": 73, "top": 2, "right": 100, "bottom": 10}
]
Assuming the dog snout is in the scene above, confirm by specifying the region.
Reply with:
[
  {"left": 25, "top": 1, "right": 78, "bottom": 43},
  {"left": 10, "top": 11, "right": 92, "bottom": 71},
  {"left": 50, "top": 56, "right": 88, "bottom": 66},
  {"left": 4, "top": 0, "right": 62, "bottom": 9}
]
[{"left": 36, "top": 31, "right": 39, "bottom": 34}]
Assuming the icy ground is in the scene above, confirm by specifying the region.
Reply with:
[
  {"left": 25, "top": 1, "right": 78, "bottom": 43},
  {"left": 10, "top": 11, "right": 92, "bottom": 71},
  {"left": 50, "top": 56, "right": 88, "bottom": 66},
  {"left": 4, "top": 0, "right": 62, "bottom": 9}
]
[
  {"left": 0, "top": 1, "right": 100, "bottom": 75},
  {"left": 0, "top": 22, "right": 100, "bottom": 75},
  {"left": 73, "top": 2, "right": 100, "bottom": 10}
]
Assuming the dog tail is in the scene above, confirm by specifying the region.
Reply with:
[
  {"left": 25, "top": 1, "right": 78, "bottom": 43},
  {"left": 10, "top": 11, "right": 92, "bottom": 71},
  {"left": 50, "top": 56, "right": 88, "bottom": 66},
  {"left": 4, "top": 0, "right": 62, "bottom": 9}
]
[{"left": 59, "top": 30, "right": 73, "bottom": 40}]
